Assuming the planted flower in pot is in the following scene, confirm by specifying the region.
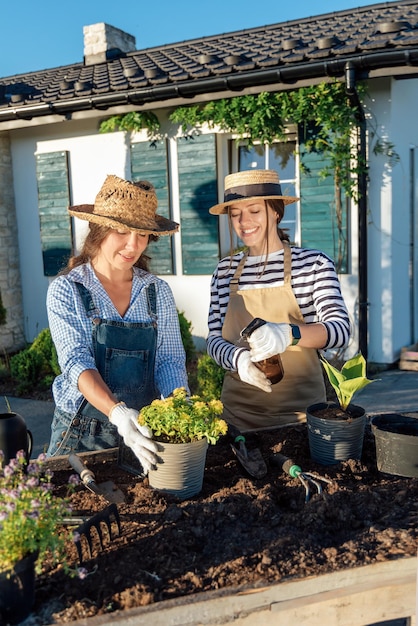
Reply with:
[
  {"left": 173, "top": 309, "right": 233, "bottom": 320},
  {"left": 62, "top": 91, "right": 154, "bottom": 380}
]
[
  {"left": 307, "top": 352, "right": 374, "bottom": 465},
  {"left": 0, "top": 451, "right": 72, "bottom": 624},
  {"left": 138, "top": 387, "right": 228, "bottom": 499}
]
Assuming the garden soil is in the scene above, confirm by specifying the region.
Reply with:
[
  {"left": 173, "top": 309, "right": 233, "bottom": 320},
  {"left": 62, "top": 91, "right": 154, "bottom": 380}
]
[{"left": 23, "top": 421, "right": 418, "bottom": 625}]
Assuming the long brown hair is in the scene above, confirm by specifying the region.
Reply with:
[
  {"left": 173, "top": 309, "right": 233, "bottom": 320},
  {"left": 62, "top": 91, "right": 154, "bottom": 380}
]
[{"left": 61, "top": 223, "right": 158, "bottom": 274}]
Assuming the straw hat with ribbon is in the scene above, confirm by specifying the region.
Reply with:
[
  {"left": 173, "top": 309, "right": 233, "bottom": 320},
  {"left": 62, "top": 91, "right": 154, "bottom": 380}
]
[
  {"left": 68, "top": 175, "right": 179, "bottom": 235},
  {"left": 209, "top": 169, "right": 299, "bottom": 215}
]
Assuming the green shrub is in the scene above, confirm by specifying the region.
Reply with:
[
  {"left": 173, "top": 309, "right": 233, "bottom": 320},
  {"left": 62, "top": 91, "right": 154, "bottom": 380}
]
[
  {"left": 9, "top": 328, "right": 60, "bottom": 394},
  {"left": 177, "top": 310, "right": 196, "bottom": 364},
  {"left": 196, "top": 354, "right": 225, "bottom": 400},
  {"left": 30, "top": 328, "right": 61, "bottom": 376},
  {"left": 9, "top": 349, "right": 45, "bottom": 393}
]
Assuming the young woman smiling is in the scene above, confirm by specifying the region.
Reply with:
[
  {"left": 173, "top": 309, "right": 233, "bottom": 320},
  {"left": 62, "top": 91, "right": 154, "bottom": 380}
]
[{"left": 207, "top": 169, "right": 351, "bottom": 432}]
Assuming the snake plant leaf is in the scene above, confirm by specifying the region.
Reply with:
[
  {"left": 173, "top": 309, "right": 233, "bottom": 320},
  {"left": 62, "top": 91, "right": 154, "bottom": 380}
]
[
  {"left": 336, "top": 377, "right": 374, "bottom": 411},
  {"left": 320, "top": 358, "right": 346, "bottom": 386},
  {"left": 341, "top": 353, "right": 367, "bottom": 379},
  {"left": 320, "top": 353, "right": 374, "bottom": 411}
]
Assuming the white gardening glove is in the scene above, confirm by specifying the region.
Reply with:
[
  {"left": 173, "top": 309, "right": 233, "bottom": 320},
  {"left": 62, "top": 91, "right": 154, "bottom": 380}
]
[
  {"left": 109, "top": 403, "right": 160, "bottom": 473},
  {"left": 237, "top": 351, "right": 272, "bottom": 393},
  {"left": 248, "top": 322, "right": 292, "bottom": 361}
]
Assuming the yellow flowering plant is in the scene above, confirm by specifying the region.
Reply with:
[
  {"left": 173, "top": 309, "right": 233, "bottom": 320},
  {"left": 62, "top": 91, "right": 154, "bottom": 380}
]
[{"left": 138, "top": 387, "right": 228, "bottom": 445}]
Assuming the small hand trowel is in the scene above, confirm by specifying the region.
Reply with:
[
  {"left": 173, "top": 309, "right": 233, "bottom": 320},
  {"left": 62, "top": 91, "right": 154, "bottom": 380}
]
[
  {"left": 69, "top": 453, "right": 125, "bottom": 504},
  {"left": 228, "top": 424, "right": 267, "bottom": 479}
]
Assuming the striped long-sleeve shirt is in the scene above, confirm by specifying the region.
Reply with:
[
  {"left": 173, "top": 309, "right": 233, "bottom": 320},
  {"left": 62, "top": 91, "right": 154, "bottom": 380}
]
[{"left": 207, "top": 246, "right": 351, "bottom": 371}]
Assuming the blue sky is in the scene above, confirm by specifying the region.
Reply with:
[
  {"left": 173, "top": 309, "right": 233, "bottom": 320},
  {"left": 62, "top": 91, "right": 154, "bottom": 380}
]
[{"left": 4, "top": 0, "right": 390, "bottom": 78}]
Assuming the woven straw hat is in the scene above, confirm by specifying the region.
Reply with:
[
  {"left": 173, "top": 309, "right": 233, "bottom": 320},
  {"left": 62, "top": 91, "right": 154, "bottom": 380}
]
[
  {"left": 209, "top": 169, "right": 299, "bottom": 215},
  {"left": 68, "top": 175, "right": 179, "bottom": 235}
]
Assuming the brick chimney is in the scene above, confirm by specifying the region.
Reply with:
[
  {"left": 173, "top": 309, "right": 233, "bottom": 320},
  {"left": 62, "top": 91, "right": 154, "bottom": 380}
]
[{"left": 83, "top": 23, "right": 136, "bottom": 66}]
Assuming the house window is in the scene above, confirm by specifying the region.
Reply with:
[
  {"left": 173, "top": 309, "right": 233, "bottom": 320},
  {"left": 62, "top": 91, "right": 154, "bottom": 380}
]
[
  {"left": 130, "top": 140, "right": 174, "bottom": 275},
  {"left": 177, "top": 134, "right": 219, "bottom": 274},
  {"left": 235, "top": 137, "right": 349, "bottom": 273},
  {"left": 298, "top": 125, "right": 348, "bottom": 273},
  {"left": 237, "top": 142, "right": 299, "bottom": 244},
  {"left": 35, "top": 151, "right": 72, "bottom": 276},
  {"left": 131, "top": 133, "right": 219, "bottom": 276}
]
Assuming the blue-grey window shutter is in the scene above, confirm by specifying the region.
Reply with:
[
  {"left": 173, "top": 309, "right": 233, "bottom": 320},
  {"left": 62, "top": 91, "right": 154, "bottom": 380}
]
[
  {"left": 299, "top": 125, "right": 348, "bottom": 273},
  {"left": 35, "top": 151, "right": 72, "bottom": 277},
  {"left": 177, "top": 134, "right": 219, "bottom": 274},
  {"left": 130, "top": 140, "right": 174, "bottom": 274}
]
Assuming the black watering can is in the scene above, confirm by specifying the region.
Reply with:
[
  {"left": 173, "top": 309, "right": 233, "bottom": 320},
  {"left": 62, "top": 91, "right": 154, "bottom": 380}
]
[{"left": 0, "top": 412, "right": 33, "bottom": 464}]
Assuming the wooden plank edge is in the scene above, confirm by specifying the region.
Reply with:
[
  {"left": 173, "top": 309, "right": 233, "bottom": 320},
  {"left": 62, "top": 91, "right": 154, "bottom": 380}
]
[{"left": 67, "top": 556, "right": 417, "bottom": 626}]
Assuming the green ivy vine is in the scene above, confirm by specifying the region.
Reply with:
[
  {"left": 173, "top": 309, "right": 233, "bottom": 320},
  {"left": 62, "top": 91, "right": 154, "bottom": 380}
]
[
  {"left": 99, "top": 110, "right": 160, "bottom": 137},
  {"left": 100, "top": 81, "right": 371, "bottom": 200},
  {"left": 169, "top": 81, "right": 367, "bottom": 201},
  {"left": 99, "top": 80, "right": 398, "bottom": 272}
]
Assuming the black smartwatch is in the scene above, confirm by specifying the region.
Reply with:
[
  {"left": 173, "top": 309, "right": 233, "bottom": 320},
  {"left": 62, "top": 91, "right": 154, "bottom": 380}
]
[{"left": 290, "top": 324, "right": 301, "bottom": 346}]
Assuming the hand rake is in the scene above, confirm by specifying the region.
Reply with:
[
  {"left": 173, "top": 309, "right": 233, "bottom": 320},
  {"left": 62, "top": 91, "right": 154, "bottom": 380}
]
[{"left": 270, "top": 452, "right": 333, "bottom": 503}]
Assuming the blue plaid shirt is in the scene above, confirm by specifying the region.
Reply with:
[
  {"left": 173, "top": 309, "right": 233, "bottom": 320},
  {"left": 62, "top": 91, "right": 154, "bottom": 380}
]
[{"left": 47, "top": 263, "right": 189, "bottom": 414}]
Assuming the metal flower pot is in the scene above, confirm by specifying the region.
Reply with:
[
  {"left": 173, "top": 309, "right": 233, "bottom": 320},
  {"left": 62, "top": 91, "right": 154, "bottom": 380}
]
[{"left": 0, "top": 412, "right": 33, "bottom": 464}]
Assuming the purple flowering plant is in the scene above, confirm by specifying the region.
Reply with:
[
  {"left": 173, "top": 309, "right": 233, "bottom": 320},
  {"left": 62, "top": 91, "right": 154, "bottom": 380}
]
[{"left": 0, "top": 450, "right": 72, "bottom": 574}]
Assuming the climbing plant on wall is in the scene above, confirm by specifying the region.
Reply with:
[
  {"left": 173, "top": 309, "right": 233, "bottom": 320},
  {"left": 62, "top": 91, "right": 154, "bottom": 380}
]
[
  {"left": 99, "top": 110, "right": 160, "bottom": 138},
  {"left": 169, "top": 81, "right": 366, "bottom": 198},
  {"left": 99, "top": 80, "right": 397, "bottom": 272}
]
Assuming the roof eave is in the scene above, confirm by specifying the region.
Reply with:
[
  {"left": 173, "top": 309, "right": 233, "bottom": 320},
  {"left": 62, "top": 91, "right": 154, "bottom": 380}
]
[{"left": 2, "top": 48, "right": 418, "bottom": 125}]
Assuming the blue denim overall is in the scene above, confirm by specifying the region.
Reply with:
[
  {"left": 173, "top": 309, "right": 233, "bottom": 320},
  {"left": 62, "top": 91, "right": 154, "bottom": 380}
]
[{"left": 47, "top": 281, "right": 158, "bottom": 457}]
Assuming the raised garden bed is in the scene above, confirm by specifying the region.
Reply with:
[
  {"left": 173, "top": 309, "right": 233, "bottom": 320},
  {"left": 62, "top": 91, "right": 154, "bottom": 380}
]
[{"left": 27, "top": 420, "right": 417, "bottom": 625}]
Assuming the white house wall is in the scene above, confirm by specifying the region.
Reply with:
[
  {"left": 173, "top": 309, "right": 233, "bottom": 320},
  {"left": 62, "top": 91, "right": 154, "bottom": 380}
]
[
  {"left": 366, "top": 77, "right": 418, "bottom": 364},
  {"left": 390, "top": 77, "right": 418, "bottom": 355},
  {"left": 9, "top": 119, "right": 211, "bottom": 349},
  {"left": 9, "top": 83, "right": 418, "bottom": 363}
]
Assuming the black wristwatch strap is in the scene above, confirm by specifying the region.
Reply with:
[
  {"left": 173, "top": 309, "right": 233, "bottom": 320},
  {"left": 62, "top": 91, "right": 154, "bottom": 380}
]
[{"left": 290, "top": 324, "right": 301, "bottom": 346}]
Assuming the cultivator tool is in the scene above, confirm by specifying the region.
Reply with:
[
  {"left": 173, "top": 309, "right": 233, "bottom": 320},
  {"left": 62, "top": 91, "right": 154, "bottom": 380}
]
[
  {"left": 64, "top": 503, "right": 122, "bottom": 564},
  {"left": 270, "top": 452, "right": 333, "bottom": 503}
]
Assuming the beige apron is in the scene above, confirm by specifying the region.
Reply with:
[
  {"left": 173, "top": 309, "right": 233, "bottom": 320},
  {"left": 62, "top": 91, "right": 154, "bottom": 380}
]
[{"left": 221, "top": 243, "right": 326, "bottom": 432}]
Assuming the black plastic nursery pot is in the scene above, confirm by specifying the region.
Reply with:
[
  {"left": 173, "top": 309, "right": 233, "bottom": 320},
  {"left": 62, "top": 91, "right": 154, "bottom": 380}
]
[
  {"left": 371, "top": 412, "right": 418, "bottom": 478},
  {"left": 306, "top": 402, "right": 366, "bottom": 465},
  {"left": 0, "top": 552, "right": 37, "bottom": 625}
]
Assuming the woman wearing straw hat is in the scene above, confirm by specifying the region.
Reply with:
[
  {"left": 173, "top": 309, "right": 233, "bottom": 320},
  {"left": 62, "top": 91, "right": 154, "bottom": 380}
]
[
  {"left": 46, "top": 175, "right": 189, "bottom": 472},
  {"left": 207, "top": 169, "right": 351, "bottom": 432}
]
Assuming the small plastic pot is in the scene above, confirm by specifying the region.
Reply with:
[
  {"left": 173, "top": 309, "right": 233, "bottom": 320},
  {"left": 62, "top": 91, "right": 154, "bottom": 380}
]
[
  {"left": 371, "top": 413, "right": 418, "bottom": 477},
  {"left": 306, "top": 402, "right": 366, "bottom": 465}
]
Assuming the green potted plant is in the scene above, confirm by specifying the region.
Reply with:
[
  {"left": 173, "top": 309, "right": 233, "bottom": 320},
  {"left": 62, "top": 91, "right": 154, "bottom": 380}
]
[
  {"left": 0, "top": 451, "right": 72, "bottom": 624},
  {"left": 306, "top": 353, "right": 374, "bottom": 465},
  {"left": 138, "top": 387, "right": 228, "bottom": 498}
]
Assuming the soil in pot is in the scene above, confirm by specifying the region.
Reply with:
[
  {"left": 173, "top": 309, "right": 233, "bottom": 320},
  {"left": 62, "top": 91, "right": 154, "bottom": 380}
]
[{"left": 28, "top": 421, "right": 418, "bottom": 625}]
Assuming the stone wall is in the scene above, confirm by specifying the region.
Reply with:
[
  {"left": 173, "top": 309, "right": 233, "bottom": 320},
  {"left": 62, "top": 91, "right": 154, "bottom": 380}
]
[{"left": 0, "top": 132, "right": 25, "bottom": 353}]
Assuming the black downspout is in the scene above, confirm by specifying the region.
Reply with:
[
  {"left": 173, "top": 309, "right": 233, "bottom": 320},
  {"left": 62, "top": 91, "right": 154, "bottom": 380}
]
[{"left": 345, "top": 61, "right": 368, "bottom": 361}]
